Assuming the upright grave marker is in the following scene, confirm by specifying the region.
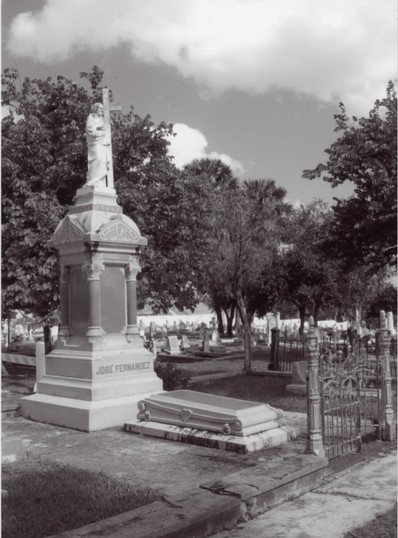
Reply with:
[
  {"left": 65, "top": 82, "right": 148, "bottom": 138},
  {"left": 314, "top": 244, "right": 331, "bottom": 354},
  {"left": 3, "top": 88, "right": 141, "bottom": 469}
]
[{"left": 21, "top": 90, "right": 163, "bottom": 431}]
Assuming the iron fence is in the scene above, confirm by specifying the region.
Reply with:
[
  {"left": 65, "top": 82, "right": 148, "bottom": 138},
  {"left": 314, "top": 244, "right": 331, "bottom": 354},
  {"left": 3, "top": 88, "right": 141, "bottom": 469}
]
[{"left": 319, "top": 338, "right": 383, "bottom": 459}]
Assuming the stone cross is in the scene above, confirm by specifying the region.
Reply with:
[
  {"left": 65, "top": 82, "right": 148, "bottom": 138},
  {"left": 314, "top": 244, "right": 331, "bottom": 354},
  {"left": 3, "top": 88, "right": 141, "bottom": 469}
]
[{"left": 102, "top": 87, "right": 122, "bottom": 190}]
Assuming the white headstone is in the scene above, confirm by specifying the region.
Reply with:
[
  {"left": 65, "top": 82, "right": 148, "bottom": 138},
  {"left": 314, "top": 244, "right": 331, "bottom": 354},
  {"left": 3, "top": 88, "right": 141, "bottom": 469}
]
[
  {"left": 165, "top": 335, "right": 181, "bottom": 355},
  {"left": 387, "top": 312, "right": 396, "bottom": 335},
  {"left": 180, "top": 334, "right": 190, "bottom": 350},
  {"left": 34, "top": 341, "right": 46, "bottom": 393},
  {"left": 211, "top": 329, "right": 221, "bottom": 345}
]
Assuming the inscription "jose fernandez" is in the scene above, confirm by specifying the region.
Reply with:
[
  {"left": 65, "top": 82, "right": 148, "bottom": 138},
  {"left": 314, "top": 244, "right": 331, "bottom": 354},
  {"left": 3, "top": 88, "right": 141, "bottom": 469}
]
[{"left": 96, "top": 362, "right": 151, "bottom": 375}]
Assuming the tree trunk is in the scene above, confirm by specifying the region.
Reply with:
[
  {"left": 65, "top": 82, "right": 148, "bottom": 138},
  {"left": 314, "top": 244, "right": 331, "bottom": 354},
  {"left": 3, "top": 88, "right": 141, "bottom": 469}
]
[
  {"left": 236, "top": 296, "right": 251, "bottom": 372},
  {"left": 223, "top": 304, "right": 236, "bottom": 338},
  {"left": 313, "top": 304, "right": 320, "bottom": 327},
  {"left": 299, "top": 305, "right": 306, "bottom": 335},
  {"left": 214, "top": 304, "right": 225, "bottom": 335},
  {"left": 43, "top": 325, "right": 52, "bottom": 354},
  {"left": 7, "top": 318, "right": 11, "bottom": 348}
]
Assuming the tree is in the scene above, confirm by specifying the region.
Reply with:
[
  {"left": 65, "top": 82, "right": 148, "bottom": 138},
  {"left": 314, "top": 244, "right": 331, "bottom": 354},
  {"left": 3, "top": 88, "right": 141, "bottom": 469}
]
[
  {"left": 366, "top": 282, "right": 397, "bottom": 321},
  {"left": 333, "top": 266, "right": 396, "bottom": 324},
  {"left": 183, "top": 158, "right": 238, "bottom": 191},
  {"left": 209, "top": 179, "right": 290, "bottom": 370},
  {"left": 280, "top": 201, "right": 339, "bottom": 333},
  {"left": 182, "top": 158, "right": 239, "bottom": 334},
  {"left": 117, "top": 158, "right": 212, "bottom": 313},
  {"left": 1, "top": 68, "right": 93, "bottom": 344},
  {"left": 303, "top": 82, "right": 397, "bottom": 273},
  {"left": 1, "top": 66, "right": 211, "bottom": 342}
]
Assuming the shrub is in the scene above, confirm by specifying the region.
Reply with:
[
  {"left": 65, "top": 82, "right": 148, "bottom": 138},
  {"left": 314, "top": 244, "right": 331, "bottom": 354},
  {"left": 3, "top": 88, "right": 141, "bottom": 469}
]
[{"left": 154, "top": 360, "right": 191, "bottom": 391}]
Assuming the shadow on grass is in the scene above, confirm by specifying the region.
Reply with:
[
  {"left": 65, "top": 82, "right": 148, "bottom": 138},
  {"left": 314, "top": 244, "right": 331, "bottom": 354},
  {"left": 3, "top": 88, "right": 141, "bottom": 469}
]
[
  {"left": 192, "top": 373, "right": 307, "bottom": 413},
  {"left": 2, "top": 455, "right": 162, "bottom": 538}
]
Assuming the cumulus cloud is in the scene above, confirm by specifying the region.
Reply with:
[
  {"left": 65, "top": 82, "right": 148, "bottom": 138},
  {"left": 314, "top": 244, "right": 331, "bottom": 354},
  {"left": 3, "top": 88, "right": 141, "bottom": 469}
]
[
  {"left": 6, "top": 0, "right": 397, "bottom": 113},
  {"left": 167, "top": 123, "right": 245, "bottom": 176}
]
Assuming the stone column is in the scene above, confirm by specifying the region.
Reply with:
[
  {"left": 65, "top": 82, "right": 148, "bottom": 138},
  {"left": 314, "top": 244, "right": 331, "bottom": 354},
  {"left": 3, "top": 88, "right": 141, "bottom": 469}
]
[
  {"left": 58, "top": 265, "right": 71, "bottom": 337},
  {"left": 83, "top": 253, "right": 105, "bottom": 337},
  {"left": 377, "top": 311, "right": 396, "bottom": 441},
  {"left": 305, "top": 328, "right": 325, "bottom": 456},
  {"left": 125, "top": 255, "right": 140, "bottom": 337}
]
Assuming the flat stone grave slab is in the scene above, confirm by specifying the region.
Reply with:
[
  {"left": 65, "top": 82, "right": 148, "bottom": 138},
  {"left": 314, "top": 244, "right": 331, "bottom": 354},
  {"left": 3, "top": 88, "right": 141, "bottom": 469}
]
[{"left": 124, "top": 390, "right": 297, "bottom": 453}]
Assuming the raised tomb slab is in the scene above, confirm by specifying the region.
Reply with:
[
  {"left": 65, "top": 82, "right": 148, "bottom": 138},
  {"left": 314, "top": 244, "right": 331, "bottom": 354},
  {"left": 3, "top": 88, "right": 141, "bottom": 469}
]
[{"left": 124, "top": 390, "right": 299, "bottom": 453}]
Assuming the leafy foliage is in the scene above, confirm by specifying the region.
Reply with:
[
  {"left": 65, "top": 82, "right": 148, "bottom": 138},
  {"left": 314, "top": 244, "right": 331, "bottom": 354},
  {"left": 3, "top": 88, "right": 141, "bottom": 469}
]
[
  {"left": 303, "top": 82, "right": 397, "bottom": 272},
  {"left": 154, "top": 360, "right": 191, "bottom": 391},
  {"left": 2, "top": 66, "right": 209, "bottom": 323},
  {"left": 279, "top": 201, "right": 339, "bottom": 331},
  {"left": 208, "top": 179, "right": 291, "bottom": 368}
]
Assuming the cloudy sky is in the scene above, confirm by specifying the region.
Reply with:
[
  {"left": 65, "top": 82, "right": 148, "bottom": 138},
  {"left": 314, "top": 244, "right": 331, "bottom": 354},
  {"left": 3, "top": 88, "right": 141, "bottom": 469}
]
[{"left": 2, "top": 0, "right": 397, "bottom": 204}]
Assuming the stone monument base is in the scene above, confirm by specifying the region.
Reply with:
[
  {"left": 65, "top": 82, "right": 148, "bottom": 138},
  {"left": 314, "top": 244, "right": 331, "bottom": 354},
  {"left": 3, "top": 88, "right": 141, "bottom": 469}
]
[
  {"left": 21, "top": 337, "right": 163, "bottom": 432},
  {"left": 21, "top": 392, "right": 159, "bottom": 432},
  {"left": 124, "top": 390, "right": 296, "bottom": 453}
]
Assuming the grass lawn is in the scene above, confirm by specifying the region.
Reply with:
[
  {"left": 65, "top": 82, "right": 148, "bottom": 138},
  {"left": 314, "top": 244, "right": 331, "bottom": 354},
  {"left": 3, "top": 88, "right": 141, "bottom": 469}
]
[
  {"left": 192, "top": 373, "right": 307, "bottom": 413},
  {"left": 2, "top": 456, "right": 162, "bottom": 538}
]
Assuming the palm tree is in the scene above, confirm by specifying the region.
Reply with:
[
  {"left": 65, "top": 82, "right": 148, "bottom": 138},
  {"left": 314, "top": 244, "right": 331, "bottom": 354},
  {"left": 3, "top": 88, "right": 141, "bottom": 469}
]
[{"left": 183, "top": 158, "right": 238, "bottom": 191}]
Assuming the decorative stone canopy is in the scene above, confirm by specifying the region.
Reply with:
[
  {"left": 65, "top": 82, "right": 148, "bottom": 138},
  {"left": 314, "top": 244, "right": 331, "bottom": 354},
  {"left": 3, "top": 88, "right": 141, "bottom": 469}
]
[{"left": 49, "top": 185, "right": 147, "bottom": 252}]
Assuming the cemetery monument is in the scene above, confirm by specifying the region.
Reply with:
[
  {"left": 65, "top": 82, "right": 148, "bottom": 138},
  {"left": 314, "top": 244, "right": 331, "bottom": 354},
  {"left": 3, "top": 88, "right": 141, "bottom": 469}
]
[
  {"left": 22, "top": 88, "right": 296, "bottom": 452},
  {"left": 21, "top": 89, "right": 163, "bottom": 431}
]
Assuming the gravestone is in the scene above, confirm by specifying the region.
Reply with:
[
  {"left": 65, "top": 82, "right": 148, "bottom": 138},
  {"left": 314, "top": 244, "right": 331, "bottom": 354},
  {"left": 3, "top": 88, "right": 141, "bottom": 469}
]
[
  {"left": 202, "top": 331, "right": 210, "bottom": 353},
  {"left": 20, "top": 88, "right": 163, "bottom": 431},
  {"left": 164, "top": 335, "right": 181, "bottom": 355},
  {"left": 211, "top": 329, "right": 221, "bottom": 346},
  {"left": 198, "top": 324, "right": 206, "bottom": 339},
  {"left": 149, "top": 322, "right": 156, "bottom": 337},
  {"left": 286, "top": 361, "right": 307, "bottom": 395},
  {"left": 387, "top": 312, "right": 396, "bottom": 335},
  {"left": 180, "top": 334, "right": 190, "bottom": 350}
]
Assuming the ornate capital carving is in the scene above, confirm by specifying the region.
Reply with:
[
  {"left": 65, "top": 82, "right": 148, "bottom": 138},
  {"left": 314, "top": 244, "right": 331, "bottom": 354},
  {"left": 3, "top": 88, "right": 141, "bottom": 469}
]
[
  {"left": 83, "top": 253, "right": 105, "bottom": 280},
  {"left": 126, "top": 256, "right": 141, "bottom": 281}
]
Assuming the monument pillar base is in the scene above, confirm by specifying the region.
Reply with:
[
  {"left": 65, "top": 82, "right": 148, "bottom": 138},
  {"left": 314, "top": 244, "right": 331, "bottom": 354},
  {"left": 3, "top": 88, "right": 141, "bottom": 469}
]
[
  {"left": 20, "top": 338, "right": 163, "bottom": 431},
  {"left": 21, "top": 392, "right": 162, "bottom": 432}
]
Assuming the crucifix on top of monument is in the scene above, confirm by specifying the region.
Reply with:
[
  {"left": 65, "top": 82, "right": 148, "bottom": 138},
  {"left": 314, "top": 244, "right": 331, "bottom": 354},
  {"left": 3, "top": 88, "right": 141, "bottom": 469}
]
[{"left": 85, "top": 87, "right": 122, "bottom": 189}]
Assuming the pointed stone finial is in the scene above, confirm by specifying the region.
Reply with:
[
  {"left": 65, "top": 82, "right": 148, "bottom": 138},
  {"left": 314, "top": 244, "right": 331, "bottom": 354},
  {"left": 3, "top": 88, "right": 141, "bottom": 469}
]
[{"left": 380, "top": 310, "right": 387, "bottom": 330}]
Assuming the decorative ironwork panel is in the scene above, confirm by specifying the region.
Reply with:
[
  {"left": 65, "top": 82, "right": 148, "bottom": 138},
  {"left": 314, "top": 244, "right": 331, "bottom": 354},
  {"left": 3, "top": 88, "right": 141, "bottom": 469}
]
[{"left": 319, "top": 336, "right": 382, "bottom": 459}]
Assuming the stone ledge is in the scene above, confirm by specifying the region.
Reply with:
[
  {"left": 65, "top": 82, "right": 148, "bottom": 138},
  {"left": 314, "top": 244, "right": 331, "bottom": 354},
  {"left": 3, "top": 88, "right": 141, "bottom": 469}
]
[
  {"left": 124, "top": 420, "right": 298, "bottom": 454},
  {"left": 49, "top": 490, "right": 241, "bottom": 538},
  {"left": 200, "top": 449, "right": 328, "bottom": 516}
]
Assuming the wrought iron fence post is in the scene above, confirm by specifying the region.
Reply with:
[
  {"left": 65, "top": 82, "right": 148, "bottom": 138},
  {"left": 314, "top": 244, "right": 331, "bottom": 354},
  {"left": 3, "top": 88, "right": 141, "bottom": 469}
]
[
  {"left": 305, "top": 327, "right": 325, "bottom": 456},
  {"left": 376, "top": 311, "right": 396, "bottom": 442},
  {"left": 268, "top": 328, "right": 280, "bottom": 371}
]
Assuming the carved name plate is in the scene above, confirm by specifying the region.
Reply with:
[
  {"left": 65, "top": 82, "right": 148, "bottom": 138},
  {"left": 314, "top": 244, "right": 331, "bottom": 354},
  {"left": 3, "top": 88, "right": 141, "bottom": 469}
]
[
  {"left": 94, "top": 357, "right": 154, "bottom": 378},
  {"left": 136, "top": 390, "right": 284, "bottom": 437}
]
